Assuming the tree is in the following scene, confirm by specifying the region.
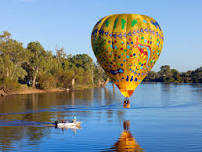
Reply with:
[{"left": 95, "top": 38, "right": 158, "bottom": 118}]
[
  {"left": 158, "top": 65, "right": 173, "bottom": 82},
  {"left": 37, "top": 51, "right": 58, "bottom": 89},
  {"left": 0, "top": 31, "right": 27, "bottom": 89},
  {"left": 27, "top": 41, "right": 46, "bottom": 88},
  {"left": 69, "top": 54, "right": 94, "bottom": 87},
  {"left": 144, "top": 71, "right": 158, "bottom": 82},
  {"left": 191, "top": 67, "right": 202, "bottom": 83},
  {"left": 181, "top": 71, "right": 192, "bottom": 83},
  {"left": 171, "top": 69, "right": 181, "bottom": 82},
  {"left": 93, "top": 62, "right": 109, "bottom": 87}
]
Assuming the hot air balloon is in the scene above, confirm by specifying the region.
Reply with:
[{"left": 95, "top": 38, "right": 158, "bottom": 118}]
[{"left": 91, "top": 14, "right": 164, "bottom": 100}]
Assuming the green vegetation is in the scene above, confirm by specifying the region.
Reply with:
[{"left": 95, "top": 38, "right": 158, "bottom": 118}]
[
  {"left": 0, "top": 31, "right": 107, "bottom": 91},
  {"left": 144, "top": 65, "right": 202, "bottom": 83},
  {"left": 0, "top": 31, "right": 201, "bottom": 93}
]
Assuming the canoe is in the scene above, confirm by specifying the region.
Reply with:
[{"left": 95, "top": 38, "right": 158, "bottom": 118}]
[{"left": 56, "top": 121, "right": 81, "bottom": 128}]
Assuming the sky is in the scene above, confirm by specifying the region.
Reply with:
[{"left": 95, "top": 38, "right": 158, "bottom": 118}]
[{"left": 0, "top": 0, "right": 202, "bottom": 72}]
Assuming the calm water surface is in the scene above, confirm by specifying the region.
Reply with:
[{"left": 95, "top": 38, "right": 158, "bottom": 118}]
[{"left": 0, "top": 83, "right": 202, "bottom": 152}]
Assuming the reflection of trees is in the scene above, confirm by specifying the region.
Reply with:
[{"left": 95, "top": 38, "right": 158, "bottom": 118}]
[
  {"left": 0, "top": 126, "right": 51, "bottom": 151},
  {"left": 190, "top": 83, "right": 202, "bottom": 89},
  {"left": 161, "top": 83, "right": 171, "bottom": 92},
  {"left": 106, "top": 121, "right": 143, "bottom": 152},
  {"left": 25, "top": 127, "right": 50, "bottom": 143},
  {"left": 71, "top": 90, "right": 75, "bottom": 105},
  {"left": 112, "top": 83, "right": 116, "bottom": 98},
  {"left": 191, "top": 84, "right": 202, "bottom": 100},
  {"left": 0, "top": 87, "right": 125, "bottom": 150},
  {"left": 72, "top": 89, "right": 94, "bottom": 104},
  {"left": 98, "top": 87, "right": 102, "bottom": 101},
  {"left": 0, "top": 127, "right": 23, "bottom": 151},
  {"left": 93, "top": 88, "right": 102, "bottom": 102},
  {"left": 160, "top": 83, "right": 171, "bottom": 107},
  {"left": 104, "top": 87, "right": 113, "bottom": 105},
  {"left": 0, "top": 93, "right": 60, "bottom": 151}
]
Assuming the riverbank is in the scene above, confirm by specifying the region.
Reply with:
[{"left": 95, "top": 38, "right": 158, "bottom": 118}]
[
  {"left": 0, "top": 88, "right": 66, "bottom": 96},
  {"left": 0, "top": 84, "right": 96, "bottom": 97}
]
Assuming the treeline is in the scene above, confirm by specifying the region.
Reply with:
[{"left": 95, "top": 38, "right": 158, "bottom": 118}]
[
  {"left": 144, "top": 65, "right": 202, "bottom": 83},
  {"left": 0, "top": 31, "right": 107, "bottom": 91},
  {"left": 1, "top": 31, "right": 201, "bottom": 91}
]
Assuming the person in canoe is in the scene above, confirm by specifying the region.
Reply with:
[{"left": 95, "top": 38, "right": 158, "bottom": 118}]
[{"left": 54, "top": 116, "right": 80, "bottom": 128}]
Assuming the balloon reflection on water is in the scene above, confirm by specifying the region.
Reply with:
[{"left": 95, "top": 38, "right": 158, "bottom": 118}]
[{"left": 108, "top": 120, "right": 143, "bottom": 152}]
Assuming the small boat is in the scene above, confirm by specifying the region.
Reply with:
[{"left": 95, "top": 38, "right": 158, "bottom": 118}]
[{"left": 55, "top": 120, "right": 81, "bottom": 128}]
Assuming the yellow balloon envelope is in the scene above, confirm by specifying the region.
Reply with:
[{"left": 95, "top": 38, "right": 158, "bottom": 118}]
[{"left": 91, "top": 14, "right": 164, "bottom": 97}]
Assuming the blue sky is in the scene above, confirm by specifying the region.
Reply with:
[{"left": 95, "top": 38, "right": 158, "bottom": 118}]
[{"left": 0, "top": 0, "right": 202, "bottom": 71}]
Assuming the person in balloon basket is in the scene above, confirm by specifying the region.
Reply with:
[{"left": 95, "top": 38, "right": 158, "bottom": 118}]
[
  {"left": 123, "top": 98, "right": 130, "bottom": 108},
  {"left": 124, "top": 97, "right": 130, "bottom": 104}
]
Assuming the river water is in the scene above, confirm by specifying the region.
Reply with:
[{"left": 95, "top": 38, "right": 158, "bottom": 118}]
[{"left": 0, "top": 83, "right": 202, "bottom": 152}]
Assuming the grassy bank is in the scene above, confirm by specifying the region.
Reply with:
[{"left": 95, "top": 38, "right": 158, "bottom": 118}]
[
  {"left": 0, "top": 84, "right": 95, "bottom": 96},
  {"left": 0, "top": 88, "right": 66, "bottom": 96}
]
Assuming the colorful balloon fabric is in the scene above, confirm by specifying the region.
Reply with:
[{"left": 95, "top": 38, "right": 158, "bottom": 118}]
[{"left": 91, "top": 14, "right": 164, "bottom": 97}]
